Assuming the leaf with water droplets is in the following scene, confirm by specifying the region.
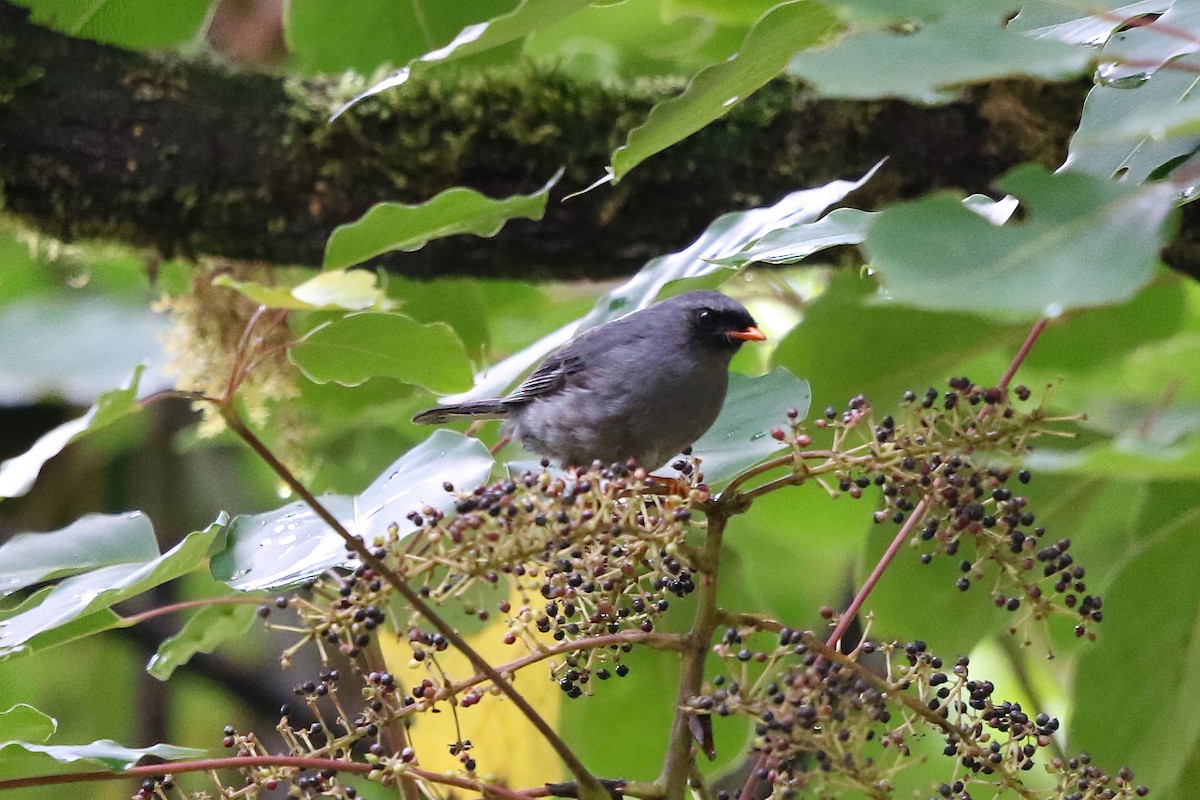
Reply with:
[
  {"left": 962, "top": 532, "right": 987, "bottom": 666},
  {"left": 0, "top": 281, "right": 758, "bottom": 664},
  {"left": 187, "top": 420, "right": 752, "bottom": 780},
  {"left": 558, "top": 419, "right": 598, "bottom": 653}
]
[
  {"left": 690, "top": 368, "right": 811, "bottom": 488},
  {"left": 211, "top": 431, "right": 493, "bottom": 591},
  {"left": 0, "top": 513, "right": 159, "bottom": 599},
  {"left": 1067, "top": 51, "right": 1200, "bottom": 187},
  {"left": 0, "top": 517, "right": 225, "bottom": 661}
]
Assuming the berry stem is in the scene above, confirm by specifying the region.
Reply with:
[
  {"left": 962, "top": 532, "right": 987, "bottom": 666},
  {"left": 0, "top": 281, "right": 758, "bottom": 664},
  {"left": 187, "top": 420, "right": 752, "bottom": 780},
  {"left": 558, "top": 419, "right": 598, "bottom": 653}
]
[
  {"left": 823, "top": 496, "right": 929, "bottom": 654},
  {"left": 998, "top": 317, "right": 1048, "bottom": 391},
  {"left": 218, "top": 404, "right": 609, "bottom": 800}
]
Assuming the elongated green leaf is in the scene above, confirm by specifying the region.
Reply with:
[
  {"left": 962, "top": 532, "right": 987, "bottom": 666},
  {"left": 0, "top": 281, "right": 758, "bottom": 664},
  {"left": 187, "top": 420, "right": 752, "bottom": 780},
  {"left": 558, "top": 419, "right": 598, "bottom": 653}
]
[
  {"left": 691, "top": 368, "right": 811, "bottom": 488},
  {"left": 0, "top": 740, "right": 204, "bottom": 780},
  {"left": 864, "top": 164, "right": 1178, "bottom": 319},
  {"left": 289, "top": 312, "right": 473, "bottom": 392},
  {"left": 0, "top": 367, "right": 143, "bottom": 499},
  {"left": 212, "top": 431, "right": 493, "bottom": 591},
  {"left": 442, "top": 165, "right": 882, "bottom": 405},
  {"left": 788, "top": 4, "right": 1088, "bottom": 103},
  {"left": 323, "top": 170, "right": 562, "bottom": 269},
  {"left": 330, "top": 0, "right": 591, "bottom": 118},
  {"left": 709, "top": 207, "right": 876, "bottom": 267},
  {"left": 147, "top": 603, "right": 258, "bottom": 681},
  {"left": 0, "top": 706, "right": 55, "bottom": 744},
  {"left": 11, "top": 0, "right": 208, "bottom": 48},
  {"left": 0, "top": 512, "right": 158, "bottom": 598},
  {"left": 611, "top": 1, "right": 839, "bottom": 179},
  {"left": 214, "top": 270, "right": 396, "bottom": 311},
  {"left": 0, "top": 518, "right": 224, "bottom": 661}
]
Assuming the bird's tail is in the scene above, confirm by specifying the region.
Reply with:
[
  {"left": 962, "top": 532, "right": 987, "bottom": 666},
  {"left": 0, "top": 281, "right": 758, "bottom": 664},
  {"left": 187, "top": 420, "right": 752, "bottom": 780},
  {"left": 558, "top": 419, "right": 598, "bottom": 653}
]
[{"left": 411, "top": 400, "right": 511, "bottom": 425}]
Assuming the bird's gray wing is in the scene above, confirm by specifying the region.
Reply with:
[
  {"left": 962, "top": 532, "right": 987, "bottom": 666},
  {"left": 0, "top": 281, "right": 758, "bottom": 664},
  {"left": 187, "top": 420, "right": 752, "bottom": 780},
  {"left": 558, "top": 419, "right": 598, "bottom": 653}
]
[{"left": 503, "top": 351, "right": 586, "bottom": 405}]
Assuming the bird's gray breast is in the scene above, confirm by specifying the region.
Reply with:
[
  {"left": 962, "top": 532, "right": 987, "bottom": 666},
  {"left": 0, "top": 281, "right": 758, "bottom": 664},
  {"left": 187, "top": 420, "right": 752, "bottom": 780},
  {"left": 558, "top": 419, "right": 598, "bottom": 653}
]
[{"left": 508, "top": 337, "right": 731, "bottom": 469}]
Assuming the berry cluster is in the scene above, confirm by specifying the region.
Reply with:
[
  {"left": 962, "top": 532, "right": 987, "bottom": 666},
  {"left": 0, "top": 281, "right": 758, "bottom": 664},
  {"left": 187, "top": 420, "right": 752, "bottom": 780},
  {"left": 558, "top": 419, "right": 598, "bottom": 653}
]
[
  {"left": 396, "top": 461, "right": 707, "bottom": 661},
  {"left": 768, "top": 377, "right": 1098, "bottom": 638},
  {"left": 697, "top": 629, "right": 1148, "bottom": 800}
]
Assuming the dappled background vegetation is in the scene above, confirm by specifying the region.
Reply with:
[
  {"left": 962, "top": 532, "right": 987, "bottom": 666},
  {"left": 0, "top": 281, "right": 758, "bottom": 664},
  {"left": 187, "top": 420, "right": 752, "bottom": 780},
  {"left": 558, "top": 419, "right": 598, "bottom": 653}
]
[{"left": 1, "top": 1, "right": 1198, "bottom": 799}]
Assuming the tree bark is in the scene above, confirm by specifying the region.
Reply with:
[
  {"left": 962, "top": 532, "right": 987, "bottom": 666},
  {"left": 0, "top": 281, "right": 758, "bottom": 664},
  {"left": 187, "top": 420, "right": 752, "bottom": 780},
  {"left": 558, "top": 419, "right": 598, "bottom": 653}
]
[{"left": 2, "top": 2, "right": 1194, "bottom": 281}]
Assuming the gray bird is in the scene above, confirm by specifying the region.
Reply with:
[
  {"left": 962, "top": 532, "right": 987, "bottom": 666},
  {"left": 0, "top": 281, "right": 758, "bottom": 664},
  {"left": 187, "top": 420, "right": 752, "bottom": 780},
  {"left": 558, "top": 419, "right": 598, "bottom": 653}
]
[{"left": 412, "top": 290, "right": 765, "bottom": 469}]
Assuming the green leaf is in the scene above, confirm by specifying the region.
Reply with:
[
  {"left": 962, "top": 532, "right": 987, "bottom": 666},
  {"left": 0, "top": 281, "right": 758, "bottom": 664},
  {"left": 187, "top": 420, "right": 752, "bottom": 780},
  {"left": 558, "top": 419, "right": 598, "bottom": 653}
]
[
  {"left": 0, "top": 706, "right": 55, "bottom": 744},
  {"left": 11, "top": 0, "right": 208, "bottom": 49},
  {"left": 331, "top": 0, "right": 592, "bottom": 117},
  {"left": 771, "top": 270, "right": 1026, "bottom": 415},
  {"left": 1091, "top": 0, "right": 1200, "bottom": 87},
  {"left": 444, "top": 165, "right": 881, "bottom": 405},
  {"left": 708, "top": 207, "right": 877, "bottom": 267},
  {"left": 212, "top": 431, "right": 493, "bottom": 591},
  {"left": 289, "top": 312, "right": 473, "bottom": 392},
  {"left": 0, "top": 512, "right": 158, "bottom": 598},
  {"left": 323, "top": 170, "right": 562, "bottom": 269},
  {"left": 146, "top": 603, "right": 258, "bottom": 681},
  {"left": 611, "top": 1, "right": 840, "bottom": 179},
  {"left": 863, "top": 164, "right": 1178, "bottom": 319},
  {"left": 0, "top": 740, "right": 205, "bottom": 780},
  {"left": 0, "top": 518, "right": 224, "bottom": 661},
  {"left": 287, "top": 0, "right": 518, "bottom": 74},
  {"left": 1067, "top": 51, "right": 1200, "bottom": 185},
  {"left": 1071, "top": 482, "right": 1200, "bottom": 797},
  {"left": 213, "top": 270, "right": 396, "bottom": 311},
  {"left": 787, "top": 4, "right": 1088, "bottom": 103},
  {"left": 718, "top": 482, "right": 872, "bottom": 632},
  {"left": 691, "top": 368, "right": 811, "bottom": 488},
  {"left": 0, "top": 367, "right": 143, "bottom": 499}
]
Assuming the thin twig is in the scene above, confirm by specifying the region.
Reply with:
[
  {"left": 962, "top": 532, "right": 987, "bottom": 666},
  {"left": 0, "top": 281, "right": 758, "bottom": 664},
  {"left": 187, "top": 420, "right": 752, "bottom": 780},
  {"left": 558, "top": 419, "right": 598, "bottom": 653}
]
[{"left": 0, "top": 755, "right": 371, "bottom": 792}]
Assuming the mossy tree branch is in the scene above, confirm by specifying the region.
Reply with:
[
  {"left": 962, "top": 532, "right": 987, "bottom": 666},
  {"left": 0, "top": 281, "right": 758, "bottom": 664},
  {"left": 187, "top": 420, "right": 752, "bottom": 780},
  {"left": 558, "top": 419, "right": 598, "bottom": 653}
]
[{"left": 2, "top": 2, "right": 1197, "bottom": 281}]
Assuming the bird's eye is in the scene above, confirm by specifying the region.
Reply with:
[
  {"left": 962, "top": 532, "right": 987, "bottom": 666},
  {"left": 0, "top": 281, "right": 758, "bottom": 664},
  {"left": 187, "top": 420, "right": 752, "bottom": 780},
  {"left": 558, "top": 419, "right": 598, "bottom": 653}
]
[{"left": 695, "top": 308, "right": 716, "bottom": 329}]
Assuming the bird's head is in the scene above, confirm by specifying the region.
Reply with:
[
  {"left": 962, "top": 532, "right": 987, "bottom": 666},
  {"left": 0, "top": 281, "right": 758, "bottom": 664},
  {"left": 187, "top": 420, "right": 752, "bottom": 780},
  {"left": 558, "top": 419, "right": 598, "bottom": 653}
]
[{"left": 675, "top": 290, "right": 766, "bottom": 351}]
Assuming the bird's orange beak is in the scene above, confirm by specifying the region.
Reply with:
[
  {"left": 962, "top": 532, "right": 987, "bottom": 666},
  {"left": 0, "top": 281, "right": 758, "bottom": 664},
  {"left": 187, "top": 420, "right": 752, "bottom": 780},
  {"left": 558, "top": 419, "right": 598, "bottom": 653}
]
[{"left": 727, "top": 326, "right": 766, "bottom": 342}]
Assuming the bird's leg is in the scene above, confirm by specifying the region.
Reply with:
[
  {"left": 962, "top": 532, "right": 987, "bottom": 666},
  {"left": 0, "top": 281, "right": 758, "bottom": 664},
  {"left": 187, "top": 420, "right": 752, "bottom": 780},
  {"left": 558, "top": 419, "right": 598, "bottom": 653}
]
[{"left": 645, "top": 474, "right": 689, "bottom": 497}]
